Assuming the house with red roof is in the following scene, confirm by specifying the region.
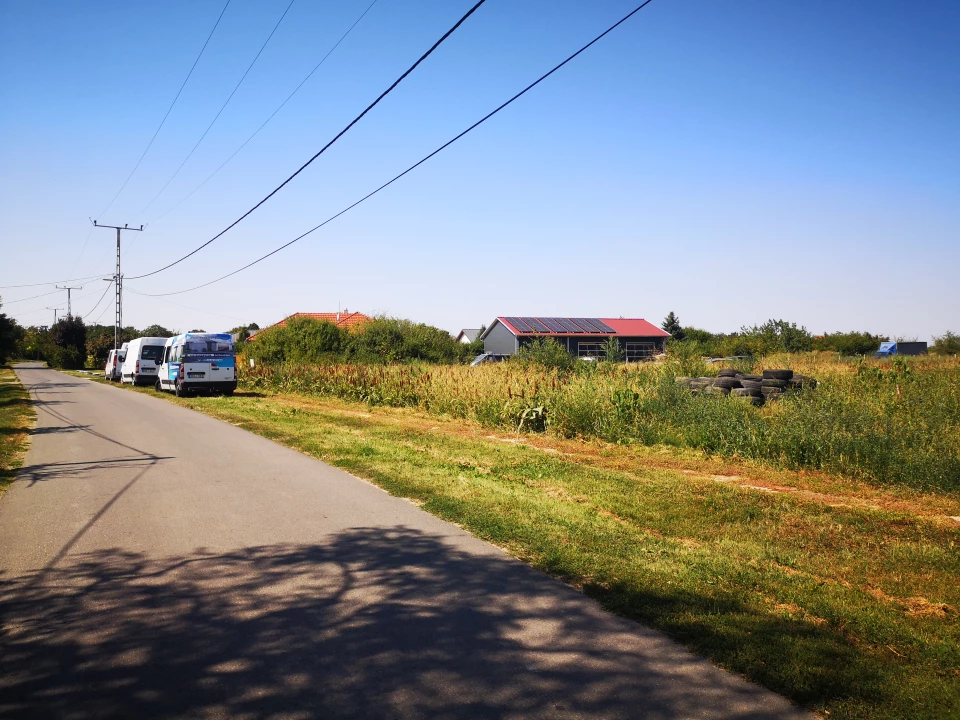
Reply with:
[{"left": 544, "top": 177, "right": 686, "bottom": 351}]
[
  {"left": 247, "top": 311, "right": 371, "bottom": 341},
  {"left": 480, "top": 317, "right": 669, "bottom": 361}
]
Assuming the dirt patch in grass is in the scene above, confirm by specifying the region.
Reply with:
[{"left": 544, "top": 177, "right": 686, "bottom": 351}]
[{"left": 0, "top": 365, "right": 36, "bottom": 496}]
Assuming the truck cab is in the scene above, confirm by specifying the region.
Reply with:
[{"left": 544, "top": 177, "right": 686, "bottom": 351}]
[
  {"left": 157, "top": 333, "right": 237, "bottom": 396},
  {"left": 874, "top": 342, "right": 897, "bottom": 358}
]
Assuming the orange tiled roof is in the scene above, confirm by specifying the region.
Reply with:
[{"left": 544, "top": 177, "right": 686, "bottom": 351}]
[{"left": 249, "top": 311, "right": 371, "bottom": 339}]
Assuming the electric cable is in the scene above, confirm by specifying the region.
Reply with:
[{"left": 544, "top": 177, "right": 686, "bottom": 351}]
[
  {"left": 90, "top": 282, "right": 116, "bottom": 325},
  {"left": 93, "top": 0, "right": 232, "bottom": 223},
  {"left": 126, "top": 287, "right": 248, "bottom": 324},
  {"left": 148, "top": 0, "right": 380, "bottom": 225},
  {"left": 78, "top": 280, "right": 116, "bottom": 321},
  {"left": 137, "top": 0, "right": 297, "bottom": 216},
  {"left": 127, "top": 0, "right": 487, "bottom": 281},
  {"left": 130, "top": 0, "right": 655, "bottom": 298},
  {"left": 1, "top": 289, "right": 61, "bottom": 305},
  {"left": 0, "top": 272, "right": 112, "bottom": 290}
]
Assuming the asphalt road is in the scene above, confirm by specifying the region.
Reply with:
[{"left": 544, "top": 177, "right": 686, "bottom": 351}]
[{"left": 0, "top": 364, "right": 810, "bottom": 719}]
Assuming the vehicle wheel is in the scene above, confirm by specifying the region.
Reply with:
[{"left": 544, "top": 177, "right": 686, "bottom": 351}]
[
  {"left": 223, "top": 389, "right": 234, "bottom": 397},
  {"left": 762, "top": 369, "right": 794, "bottom": 381},
  {"left": 155, "top": 380, "right": 162, "bottom": 392},
  {"left": 175, "top": 381, "right": 183, "bottom": 398}
]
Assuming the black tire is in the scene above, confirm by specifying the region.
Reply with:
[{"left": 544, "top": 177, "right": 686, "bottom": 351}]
[
  {"left": 749, "top": 396, "right": 765, "bottom": 407},
  {"left": 761, "top": 378, "right": 788, "bottom": 389},
  {"left": 175, "top": 381, "right": 184, "bottom": 398},
  {"left": 717, "top": 369, "right": 738, "bottom": 378},
  {"left": 741, "top": 379, "right": 763, "bottom": 390},
  {"left": 741, "top": 374, "right": 763, "bottom": 381},
  {"left": 731, "top": 388, "right": 752, "bottom": 397},
  {"left": 715, "top": 378, "right": 742, "bottom": 389},
  {"left": 762, "top": 369, "right": 794, "bottom": 381},
  {"left": 223, "top": 389, "right": 234, "bottom": 397}
]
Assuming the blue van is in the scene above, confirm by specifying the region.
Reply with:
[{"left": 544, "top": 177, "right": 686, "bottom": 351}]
[{"left": 156, "top": 333, "right": 237, "bottom": 396}]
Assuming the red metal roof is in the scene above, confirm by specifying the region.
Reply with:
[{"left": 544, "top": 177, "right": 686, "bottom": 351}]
[{"left": 496, "top": 317, "right": 669, "bottom": 337}]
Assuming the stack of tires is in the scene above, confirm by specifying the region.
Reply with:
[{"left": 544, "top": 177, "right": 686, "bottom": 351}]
[{"left": 676, "top": 368, "right": 815, "bottom": 407}]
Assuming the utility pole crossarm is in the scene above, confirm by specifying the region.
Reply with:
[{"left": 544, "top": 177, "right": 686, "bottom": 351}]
[{"left": 55, "top": 285, "right": 83, "bottom": 317}]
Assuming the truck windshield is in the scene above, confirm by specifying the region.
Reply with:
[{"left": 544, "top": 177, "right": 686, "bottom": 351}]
[{"left": 140, "top": 345, "right": 164, "bottom": 361}]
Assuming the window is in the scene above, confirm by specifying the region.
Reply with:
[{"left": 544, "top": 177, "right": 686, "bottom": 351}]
[
  {"left": 578, "top": 342, "right": 606, "bottom": 358},
  {"left": 625, "top": 342, "right": 656, "bottom": 362},
  {"left": 141, "top": 345, "right": 163, "bottom": 361}
]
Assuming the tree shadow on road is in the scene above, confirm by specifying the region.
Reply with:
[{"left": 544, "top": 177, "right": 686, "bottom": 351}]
[{"left": 0, "top": 528, "right": 804, "bottom": 720}]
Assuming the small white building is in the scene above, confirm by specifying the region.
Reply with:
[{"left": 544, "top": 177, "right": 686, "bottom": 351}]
[{"left": 456, "top": 328, "right": 482, "bottom": 344}]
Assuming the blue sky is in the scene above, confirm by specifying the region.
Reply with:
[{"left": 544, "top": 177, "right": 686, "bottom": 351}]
[{"left": 1, "top": 0, "right": 957, "bottom": 341}]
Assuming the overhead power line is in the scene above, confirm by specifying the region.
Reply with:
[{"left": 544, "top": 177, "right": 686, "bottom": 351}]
[
  {"left": 131, "top": 0, "right": 656, "bottom": 299},
  {"left": 2, "top": 289, "right": 61, "bottom": 305},
  {"left": 0, "top": 272, "right": 113, "bottom": 290},
  {"left": 149, "top": 0, "right": 381, "bottom": 225},
  {"left": 80, "top": 279, "right": 116, "bottom": 322},
  {"left": 126, "top": 287, "right": 249, "bottom": 324},
  {"left": 137, "top": 0, "right": 297, "bottom": 216},
  {"left": 127, "top": 0, "right": 487, "bottom": 281},
  {"left": 94, "top": 0, "right": 232, "bottom": 222}
]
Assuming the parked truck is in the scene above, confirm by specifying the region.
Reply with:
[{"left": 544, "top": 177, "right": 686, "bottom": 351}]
[{"left": 874, "top": 341, "right": 927, "bottom": 358}]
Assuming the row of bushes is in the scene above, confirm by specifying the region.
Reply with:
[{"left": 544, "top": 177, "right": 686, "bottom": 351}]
[
  {"left": 239, "top": 353, "right": 960, "bottom": 493},
  {"left": 244, "top": 316, "right": 482, "bottom": 365}
]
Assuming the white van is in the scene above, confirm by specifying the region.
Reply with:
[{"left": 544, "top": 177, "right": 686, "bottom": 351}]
[
  {"left": 104, "top": 347, "right": 127, "bottom": 381},
  {"left": 120, "top": 337, "right": 169, "bottom": 386},
  {"left": 156, "top": 333, "right": 237, "bottom": 396}
]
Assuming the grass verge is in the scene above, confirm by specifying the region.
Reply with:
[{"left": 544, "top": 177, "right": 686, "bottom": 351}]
[
  {"left": 0, "top": 365, "right": 36, "bottom": 496},
  {"left": 71, "top": 372, "right": 960, "bottom": 720}
]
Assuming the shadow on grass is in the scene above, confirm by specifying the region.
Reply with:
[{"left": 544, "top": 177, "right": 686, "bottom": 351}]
[
  {"left": 0, "top": 397, "right": 32, "bottom": 409},
  {"left": 0, "top": 528, "right": 809, "bottom": 720}
]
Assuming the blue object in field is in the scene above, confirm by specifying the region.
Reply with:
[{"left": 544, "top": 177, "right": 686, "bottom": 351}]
[
  {"left": 874, "top": 341, "right": 927, "bottom": 358},
  {"left": 875, "top": 342, "right": 897, "bottom": 357}
]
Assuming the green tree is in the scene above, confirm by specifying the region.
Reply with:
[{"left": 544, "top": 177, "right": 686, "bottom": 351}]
[
  {"left": 49, "top": 315, "right": 86, "bottom": 369},
  {"left": 139, "top": 324, "right": 175, "bottom": 338},
  {"left": 739, "top": 319, "right": 812, "bottom": 355},
  {"left": 813, "top": 331, "right": 889, "bottom": 356},
  {"left": 0, "top": 299, "right": 25, "bottom": 364},
  {"left": 85, "top": 324, "right": 137, "bottom": 366},
  {"left": 932, "top": 331, "right": 960, "bottom": 356},
  {"left": 661, "top": 311, "right": 685, "bottom": 341},
  {"left": 516, "top": 337, "right": 575, "bottom": 371},
  {"left": 601, "top": 336, "right": 625, "bottom": 362}
]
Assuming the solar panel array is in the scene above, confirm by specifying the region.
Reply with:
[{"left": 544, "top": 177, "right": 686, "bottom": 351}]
[{"left": 504, "top": 317, "right": 616, "bottom": 334}]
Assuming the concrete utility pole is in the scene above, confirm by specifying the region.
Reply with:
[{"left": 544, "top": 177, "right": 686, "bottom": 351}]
[
  {"left": 45, "top": 306, "right": 63, "bottom": 326},
  {"left": 55, "top": 285, "right": 82, "bottom": 317},
  {"left": 93, "top": 221, "right": 144, "bottom": 351}
]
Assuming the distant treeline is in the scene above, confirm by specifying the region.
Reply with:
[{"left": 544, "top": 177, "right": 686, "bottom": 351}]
[
  {"left": 244, "top": 316, "right": 482, "bottom": 365},
  {"left": 661, "top": 313, "right": 904, "bottom": 358}
]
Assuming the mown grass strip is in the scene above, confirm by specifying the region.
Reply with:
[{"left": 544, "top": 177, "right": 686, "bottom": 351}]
[
  {"left": 72, "top": 373, "right": 960, "bottom": 720},
  {"left": 0, "top": 365, "right": 36, "bottom": 496}
]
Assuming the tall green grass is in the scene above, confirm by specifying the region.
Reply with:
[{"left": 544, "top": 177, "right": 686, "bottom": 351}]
[{"left": 240, "top": 354, "right": 960, "bottom": 493}]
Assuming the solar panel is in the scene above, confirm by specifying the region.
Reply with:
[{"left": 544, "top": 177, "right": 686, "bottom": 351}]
[
  {"left": 522, "top": 317, "right": 549, "bottom": 333},
  {"left": 505, "top": 317, "right": 533, "bottom": 333},
  {"left": 555, "top": 318, "right": 583, "bottom": 333},
  {"left": 562, "top": 318, "right": 590, "bottom": 332},
  {"left": 542, "top": 318, "right": 568, "bottom": 333},
  {"left": 591, "top": 318, "right": 615, "bottom": 333},
  {"left": 571, "top": 318, "right": 601, "bottom": 333}
]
